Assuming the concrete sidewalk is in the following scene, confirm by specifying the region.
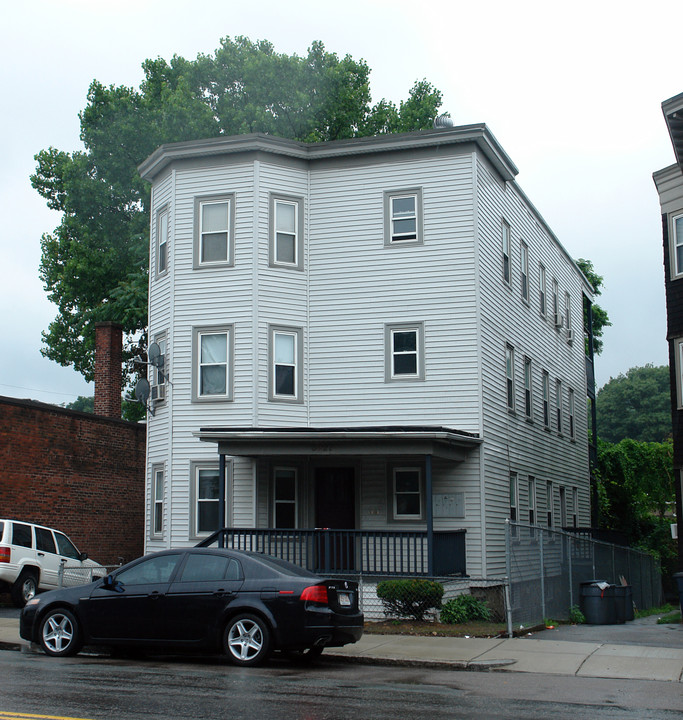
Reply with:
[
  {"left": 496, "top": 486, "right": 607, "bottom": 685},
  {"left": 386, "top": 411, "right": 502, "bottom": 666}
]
[{"left": 2, "top": 613, "right": 682, "bottom": 682}]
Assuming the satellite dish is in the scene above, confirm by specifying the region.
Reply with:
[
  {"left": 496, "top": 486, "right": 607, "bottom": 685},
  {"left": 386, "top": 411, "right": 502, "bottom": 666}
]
[
  {"left": 135, "top": 378, "right": 150, "bottom": 404},
  {"left": 148, "top": 342, "right": 162, "bottom": 367}
]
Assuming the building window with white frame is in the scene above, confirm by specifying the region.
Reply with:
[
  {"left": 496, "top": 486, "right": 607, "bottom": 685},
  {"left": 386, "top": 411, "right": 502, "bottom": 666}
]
[
  {"left": 572, "top": 487, "right": 578, "bottom": 527},
  {"left": 384, "top": 189, "right": 423, "bottom": 245},
  {"left": 542, "top": 371, "right": 550, "bottom": 428},
  {"left": 269, "top": 326, "right": 303, "bottom": 402},
  {"left": 157, "top": 207, "right": 169, "bottom": 276},
  {"left": 502, "top": 221, "right": 511, "bottom": 285},
  {"left": 194, "top": 327, "right": 232, "bottom": 401},
  {"left": 520, "top": 241, "right": 529, "bottom": 302},
  {"left": 555, "top": 379, "right": 563, "bottom": 434},
  {"left": 539, "top": 264, "right": 547, "bottom": 317},
  {"left": 675, "top": 338, "right": 683, "bottom": 409},
  {"left": 392, "top": 467, "right": 422, "bottom": 520},
  {"left": 273, "top": 468, "right": 297, "bottom": 529},
  {"left": 559, "top": 486, "right": 567, "bottom": 528},
  {"left": 386, "top": 323, "right": 424, "bottom": 381},
  {"left": 194, "top": 195, "right": 234, "bottom": 267},
  {"left": 192, "top": 464, "right": 228, "bottom": 537},
  {"left": 546, "top": 480, "right": 554, "bottom": 527},
  {"left": 528, "top": 476, "right": 536, "bottom": 525},
  {"left": 565, "top": 292, "right": 572, "bottom": 339},
  {"left": 151, "top": 334, "right": 167, "bottom": 403},
  {"left": 270, "top": 195, "right": 303, "bottom": 269},
  {"left": 672, "top": 213, "right": 683, "bottom": 277},
  {"left": 506, "top": 344, "right": 515, "bottom": 412},
  {"left": 568, "top": 388, "right": 575, "bottom": 439},
  {"left": 524, "top": 356, "right": 532, "bottom": 420},
  {"left": 152, "top": 466, "right": 164, "bottom": 537}
]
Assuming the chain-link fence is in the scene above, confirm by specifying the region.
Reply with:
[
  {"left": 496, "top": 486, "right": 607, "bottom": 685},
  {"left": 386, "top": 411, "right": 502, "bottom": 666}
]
[
  {"left": 507, "top": 521, "right": 663, "bottom": 631},
  {"left": 58, "top": 564, "right": 120, "bottom": 588}
]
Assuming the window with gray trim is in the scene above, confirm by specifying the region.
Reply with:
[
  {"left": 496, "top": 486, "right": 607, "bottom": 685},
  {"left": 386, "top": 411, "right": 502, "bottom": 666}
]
[
  {"left": 384, "top": 188, "right": 423, "bottom": 245},
  {"left": 194, "top": 194, "right": 235, "bottom": 267},
  {"left": 524, "top": 356, "right": 532, "bottom": 419},
  {"left": 270, "top": 194, "right": 303, "bottom": 269},
  {"left": 542, "top": 370, "right": 550, "bottom": 428},
  {"left": 672, "top": 213, "right": 683, "bottom": 278},
  {"left": 152, "top": 465, "right": 164, "bottom": 538},
  {"left": 502, "top": 221, "right": 511, "bottom": 285},
  {"left": 539, "top": 264, "right": 547, "bottom": 317},
  {"left": 190, "top": 462, "right": 229, "bottom": 537},
  {"left": 193, "top": 326, "right": 233, "bottom": 401},
  {"left": 520, "top": 241, "right": 529, "bottom": 301},
  {"left": 385, "top": 323, "right": 424, "bottom": 381},
  {"left": 269, "top": 325, "right": 303, "bottom": 402},
  {"left": 391, "top": 467, "right": 423, "bottom": 520},
  {"left": 506, "top": 344, "right": 515, "bottom": 411},
  {"left": 273, "top": 467, "right": 298, "bottom": 529},
  {"left": 156, "top": 207, "right": 169, "bottom": 276},
  {"left": 151, "top": 333, "right": 167, "bottom": 403}
]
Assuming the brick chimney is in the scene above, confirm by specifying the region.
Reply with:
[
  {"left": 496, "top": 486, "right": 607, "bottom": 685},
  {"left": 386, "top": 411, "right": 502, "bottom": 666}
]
[{"left": 94, "top": 322, "right": 123, "bottom": 418}]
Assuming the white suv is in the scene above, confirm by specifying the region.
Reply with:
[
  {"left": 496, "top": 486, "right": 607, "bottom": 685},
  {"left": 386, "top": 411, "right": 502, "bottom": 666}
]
[{"left": 0, "top": 520, "right": 104, "bottom": 607}]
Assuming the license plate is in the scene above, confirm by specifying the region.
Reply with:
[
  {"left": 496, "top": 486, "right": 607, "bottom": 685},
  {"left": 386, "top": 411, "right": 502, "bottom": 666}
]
[{"left": 338, "top": 592, "right": 352, "bottom": 607}]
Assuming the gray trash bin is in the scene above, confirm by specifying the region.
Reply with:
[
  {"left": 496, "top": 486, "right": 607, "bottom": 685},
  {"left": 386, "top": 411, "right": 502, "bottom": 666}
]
[
  {"left": 674, "top": 572, "right": 683, "bottom": 619},
  {"left": 580, "top": 581, "right": 618, "bottom": 624},
  {"left": 614, "top": 585, "right": 633, "bottom": 623}
]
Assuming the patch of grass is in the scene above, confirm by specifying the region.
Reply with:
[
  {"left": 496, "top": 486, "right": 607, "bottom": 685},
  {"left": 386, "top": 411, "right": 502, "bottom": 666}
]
[
  {"left": 634, "top": 603, "right": 675, "bottom": 619},
  {"left": 656, "top": 611, "right": 682, "bottom": 624}
]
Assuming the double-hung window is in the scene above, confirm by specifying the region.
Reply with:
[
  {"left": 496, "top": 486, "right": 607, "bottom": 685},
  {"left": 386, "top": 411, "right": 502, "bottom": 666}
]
[
  {"left": 156, "top": 207, "right": 169, "bottom": 276},
  {"left": 565, "top": 292, "right": 572, "bottom": 340},
  {"left": 194, "top": 195, "right": 234, "bottom": 267},
  {"left": 524, "top": 356, "right": 532, "bottom": 419},
  {"left": 552, "top": 279, "right": 560, "bottom": 326},
  {"left": 539, "top": 264, "right": 547, "bottom": 317},
  {"left": 151, "top": 334, "right": 167, "bottom": 403},
  {"left": 546, "top": 480, "right": 554, "bottom": 527},
  {"left": 502, "top": 221, "right": 511, "bottom": 285},
  {"left": 270, "top": 326, "right": 303, "bottom": 402},
  {"left": 672, "top": 213, "right": 683, "bottom": 277},
  {"left": 506, "top": 344, "right": 515, "bottom": 412},
  {"left": 270, "top": 195, "right": 303, "bottom": 269},
  {"left": 384, "top": 188, "right": 423, "bottom": 245},
  {"left": 392, "top": 467, "right": 422, "bottom": 520},
  {"left": 542, "top": 371, "right": 550, "bottom": 428},
  {"left": 510, "top": 472, "right": 518, "bottom": 538},
  {"left": 386, "top": 323, "right": 424, "bottom": 380},
  {"left": 528, "top": 476, "right": 536, "bottom": 525},
  {"left": 191, "top": 464, "right": 229, "bottom": 537},
  {"left": 152, "top": 466, "right": 164, "bottom": 538},
  {"left": 194, "top": 326, "right": 233, "bottom": 401},
  {"left": 572, "top": 487, "right": 578, "bottom": 527},
  {"left": 273, "top": 468, "right": 297, "bottom": 529},
  {"left": 520, "top": 241, "right": 529, "bottom": 301},
  {"left": 555, "top": 379, "right": 563, "bottom": 434},
  {"left": 568, "top": 388, "right": 575, "bottom": 439}
]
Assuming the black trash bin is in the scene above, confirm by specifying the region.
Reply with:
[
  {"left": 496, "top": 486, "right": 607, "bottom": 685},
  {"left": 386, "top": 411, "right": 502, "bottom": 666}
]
[
  {"left": 674, "top": 572, "right": 683, "bottom": 619},
  {"left": 580, "top": 581, "right": 618, "bottom": 625},
  {"left": 613, "top": 585, "right": 633, "bottom": 623}
]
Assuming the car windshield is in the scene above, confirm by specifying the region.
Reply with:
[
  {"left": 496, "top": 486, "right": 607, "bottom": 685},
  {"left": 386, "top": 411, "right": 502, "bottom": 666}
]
[{"left": 54, "top": 532, "right": 80, "bottom": 560}]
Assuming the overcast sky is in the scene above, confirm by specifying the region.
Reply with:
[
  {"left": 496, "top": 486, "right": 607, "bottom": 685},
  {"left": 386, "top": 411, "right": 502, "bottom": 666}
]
[{"left": 1, "top": 0, "right": 680, "bottom": 405}]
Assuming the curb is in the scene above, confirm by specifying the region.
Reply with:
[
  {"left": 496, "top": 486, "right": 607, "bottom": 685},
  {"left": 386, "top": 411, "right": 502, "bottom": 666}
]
[{"left": 324, "top": 651, "right": 517, "bottom": 671}]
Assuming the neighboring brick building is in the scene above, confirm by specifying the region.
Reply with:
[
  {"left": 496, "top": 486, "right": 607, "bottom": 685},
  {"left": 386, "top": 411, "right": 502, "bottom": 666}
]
[{"left": 0, "top": 323, "right": 145, "bottom": 565}]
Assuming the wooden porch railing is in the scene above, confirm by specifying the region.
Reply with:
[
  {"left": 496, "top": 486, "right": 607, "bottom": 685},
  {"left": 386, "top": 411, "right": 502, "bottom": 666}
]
[{"left": 197, "top": 528, "right": 466, "bottom": 576}]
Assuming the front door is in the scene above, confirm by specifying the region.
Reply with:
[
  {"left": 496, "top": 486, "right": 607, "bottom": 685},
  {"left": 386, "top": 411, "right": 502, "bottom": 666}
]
[{"left": 314, "top": 467, "right": 355, "bottom": 571}]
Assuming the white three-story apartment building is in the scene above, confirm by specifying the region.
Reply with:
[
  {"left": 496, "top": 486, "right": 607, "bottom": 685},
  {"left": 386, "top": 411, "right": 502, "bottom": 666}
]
[{"left": 138, "top": 124, "right": 594, "bottom": 578}]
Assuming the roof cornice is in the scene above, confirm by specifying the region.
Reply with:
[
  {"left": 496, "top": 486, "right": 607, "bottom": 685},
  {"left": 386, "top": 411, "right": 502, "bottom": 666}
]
[
  {"left": 138, "top": 125, "right": 519, "bottom": 183},
  {"left": 662, "top": 92, "right": 683, "bottom": 169}
]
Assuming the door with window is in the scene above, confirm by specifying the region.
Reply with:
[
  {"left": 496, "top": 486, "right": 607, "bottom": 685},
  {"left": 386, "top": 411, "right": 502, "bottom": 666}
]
[{"left": 314, "top": 467, "right": 355, "bottom": 572}]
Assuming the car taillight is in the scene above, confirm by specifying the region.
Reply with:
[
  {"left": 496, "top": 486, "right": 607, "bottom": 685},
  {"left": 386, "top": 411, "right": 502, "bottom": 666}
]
[
  {"left": 300, "top": 584, "right": 328, "bottom": 604},
  {"left": 0, "top": 547, "right": 9, "bottom": 563}
]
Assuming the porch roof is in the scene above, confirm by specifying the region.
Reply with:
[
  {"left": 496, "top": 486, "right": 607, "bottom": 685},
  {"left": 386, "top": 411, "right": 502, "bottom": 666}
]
[{"left": 195, "top": 425, "right": 481, "bottom": 462}]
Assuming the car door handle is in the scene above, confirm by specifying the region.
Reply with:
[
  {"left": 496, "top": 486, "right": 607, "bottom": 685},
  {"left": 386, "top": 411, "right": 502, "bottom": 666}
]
[
  {"left": 213, "top": 589, "right": 234, "bottom": 598},
  {"left": 37, "top": 552, "right": 45, "bottom": 557},
  {"left": 148, "top": 591, "right": 165, "bottom": 599}
]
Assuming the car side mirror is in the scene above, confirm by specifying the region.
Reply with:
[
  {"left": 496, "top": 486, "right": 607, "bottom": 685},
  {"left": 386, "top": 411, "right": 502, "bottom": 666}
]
[
  {"left": 102, "top": 575, "right": 124, "bottom": 593},
  {"left": 80, "top": 552, "right": 88, "bottom": 561}
]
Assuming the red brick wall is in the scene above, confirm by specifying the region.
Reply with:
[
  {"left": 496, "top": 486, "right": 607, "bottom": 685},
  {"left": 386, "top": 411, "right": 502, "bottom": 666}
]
[
  {"left": 0, "top": 396, "right": 145, "bottom": 566},
  {"left": 94, "top": 322, "right": 123, "bottom": 419}
]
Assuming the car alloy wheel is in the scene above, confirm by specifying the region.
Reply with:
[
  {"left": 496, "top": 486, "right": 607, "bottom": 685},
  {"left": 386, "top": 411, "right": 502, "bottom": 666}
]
[
  {"left": 11, "top": 570, "right": 38, "bottom": 608},
  {"left": 224, "top": 614, "right": 271, "bottom": 666},
  {"left": 39, "top": 608, "right": 82, "bottom": 657}
]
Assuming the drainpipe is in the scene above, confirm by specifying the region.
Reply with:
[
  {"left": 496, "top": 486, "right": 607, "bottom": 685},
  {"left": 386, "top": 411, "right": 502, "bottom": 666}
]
[{"left": 426, "top": 454, "right": 433, "bottom": 575}]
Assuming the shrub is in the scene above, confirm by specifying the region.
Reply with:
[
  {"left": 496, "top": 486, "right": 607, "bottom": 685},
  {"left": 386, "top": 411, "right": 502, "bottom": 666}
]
[
  {"left": 376, "top": 579, "right": 444, "bottom": 621},
  {"left": 569, "top": 605, "right": 585, "bottom": 624},
  {"left": 440, "top": 594, "right": 492, "bottom": 624}
]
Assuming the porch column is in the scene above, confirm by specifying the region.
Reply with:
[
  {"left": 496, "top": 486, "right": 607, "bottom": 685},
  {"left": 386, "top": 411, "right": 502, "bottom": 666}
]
[
  {"left": 218, "top": 453, "right": 226, "bottom": 548},
  {"left": 426, "top": 454, "right": 433, "bottom": 575}
]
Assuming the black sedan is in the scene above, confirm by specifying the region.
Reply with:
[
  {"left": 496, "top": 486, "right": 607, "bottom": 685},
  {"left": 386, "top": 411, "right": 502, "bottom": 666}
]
[{"left": 20, "top": 548, "right": 363, "bottom": 666}]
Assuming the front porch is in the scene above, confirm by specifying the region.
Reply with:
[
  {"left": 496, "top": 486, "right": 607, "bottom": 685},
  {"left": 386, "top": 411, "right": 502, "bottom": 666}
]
[
  {"left": 195, "top": 425, "right": 481, "bottom": 578},
  {"left": 199, "top": 527, "right": 467, "bottom": 576}
]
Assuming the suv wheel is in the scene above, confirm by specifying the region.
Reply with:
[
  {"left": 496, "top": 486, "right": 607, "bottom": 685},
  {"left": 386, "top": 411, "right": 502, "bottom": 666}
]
[{"left": 11, "top": 569, "right": 38, "bottom": 608}]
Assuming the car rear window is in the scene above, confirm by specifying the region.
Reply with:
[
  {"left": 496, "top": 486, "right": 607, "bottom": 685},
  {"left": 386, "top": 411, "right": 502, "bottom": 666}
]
[
  {"left": 12, "top": 523, "right": 33, "bottom": 549},
  {"left": 248, "top": 553, "right": 318, "bottom": 578},
  {"left": 179, "top": 554, "right": 241, "bottom": 582}
]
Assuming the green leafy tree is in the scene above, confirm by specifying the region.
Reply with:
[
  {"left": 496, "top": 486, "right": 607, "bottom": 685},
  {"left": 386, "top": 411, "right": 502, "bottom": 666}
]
[
  {"left": 596, "top": 365, "right": 671, "bottom": 444},
  {"left": 65, "top": 396, "right": 94, "bottom": 413},
  {"left": 596, "top": 438, "right": 677, "bottom": 584},
  {"left": 576, "top": 258, "right": 611, "bottom": 355},
  {"left": 33, "top": 36, "right": 443, "bottom": 388}
]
